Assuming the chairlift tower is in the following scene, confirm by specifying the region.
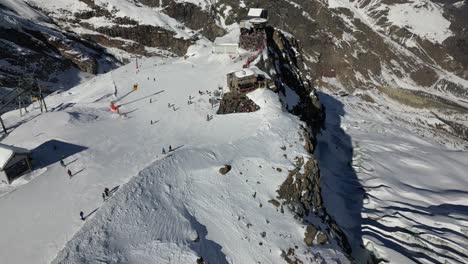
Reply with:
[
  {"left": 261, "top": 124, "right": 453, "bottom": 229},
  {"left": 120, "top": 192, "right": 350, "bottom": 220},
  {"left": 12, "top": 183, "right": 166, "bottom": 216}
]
[{"left": 0, "top": 76, "right": 48, "bottom": 135}]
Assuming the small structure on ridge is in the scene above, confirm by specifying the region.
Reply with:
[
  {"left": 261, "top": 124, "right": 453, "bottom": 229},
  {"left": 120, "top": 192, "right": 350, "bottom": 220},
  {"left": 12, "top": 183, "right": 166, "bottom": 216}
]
[
  {"left": 240, "top": 8, "right": 268, "bottom": 51},
  {"left": 213, "top": 35, "right": 239, "bottom": 54},
  {"left": 0, "top": 143, "right": 32, "bottom": 184}
]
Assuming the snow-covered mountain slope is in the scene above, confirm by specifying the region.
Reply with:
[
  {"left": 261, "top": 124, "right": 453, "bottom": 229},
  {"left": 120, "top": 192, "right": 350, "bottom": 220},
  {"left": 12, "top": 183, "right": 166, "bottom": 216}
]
[
  {"left": 315, "top": 88, "right": 468, "bottom": 263},
  {"left": 328, "top": 0, "right": 453, "bottom": 44},
  {"left": 0, "top": 41, "right": 349, "bottom": 264},
  {"left": 206, "top": 0, "right": 468, "bottom": 147},
  {"left": 23, "top": 0, "right": 223, "bottom": 58},
  {"left": 0, "top": 0, "right": 119, "bottom": 92},
  {"left": 0, "top": 0, "right": 223, "bottom": 98}
]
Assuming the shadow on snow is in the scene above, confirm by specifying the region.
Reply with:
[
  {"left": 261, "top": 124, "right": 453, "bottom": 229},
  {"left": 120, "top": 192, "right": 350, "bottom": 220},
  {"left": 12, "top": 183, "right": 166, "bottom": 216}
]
[
  {"left": 315, "top": 92, "right": 383, "bottom": 263},
  {"left": 315, "top": 92, "right": 468, "bottom": 264},
  {"left": 32, "top": 139, "right": 88, "bottom": 169}
]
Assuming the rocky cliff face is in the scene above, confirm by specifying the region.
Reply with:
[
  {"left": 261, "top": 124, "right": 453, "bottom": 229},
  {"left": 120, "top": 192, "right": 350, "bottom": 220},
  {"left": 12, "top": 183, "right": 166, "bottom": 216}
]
[
  {"left": 0, "top": 1, "right": 119, "bottom": 93},
  {"left": 217, "top": 0, "right": 467, "bottom": 86},
  {"left": 247, "top": 26, "right": 360, "bottom": 262},
  {"left": 214, "top": 0, "right": 468, "bottom": 144}
]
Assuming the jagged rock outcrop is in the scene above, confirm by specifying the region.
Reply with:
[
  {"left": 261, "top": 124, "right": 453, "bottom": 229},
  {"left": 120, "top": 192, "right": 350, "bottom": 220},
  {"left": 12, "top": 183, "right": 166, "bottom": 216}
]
[
  {"left": 162, "top": 1, "right": 225, "bottom": 41},
  {"left": 217, "top": 93, "right": 260, "bottom": 114},
  {"left": 0, "top": 3, "right": 119, "bottom": 93},
  {"left": 277, "top": 157, "right": 321, "bottom": 217},
  {"left": 257, "top": 27, "right": 353, "bottom": 257},
  {"left": 94, "top": 25, "right": 193, "bottom": 56},
  {"left": 217, "top": 0, "right": 467, "bottom": 95},
  {"left": 304, "top": 224, "right": 318, "bottom": 246},
  {"left": 218, "top": 164, "right": 232, "bottom": 175}
]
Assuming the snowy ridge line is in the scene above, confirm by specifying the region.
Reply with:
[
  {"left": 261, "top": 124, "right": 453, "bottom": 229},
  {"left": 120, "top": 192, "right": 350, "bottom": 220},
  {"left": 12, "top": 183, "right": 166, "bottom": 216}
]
[{"left": 0, "top": 39, "right": 350, "bottom": 263}]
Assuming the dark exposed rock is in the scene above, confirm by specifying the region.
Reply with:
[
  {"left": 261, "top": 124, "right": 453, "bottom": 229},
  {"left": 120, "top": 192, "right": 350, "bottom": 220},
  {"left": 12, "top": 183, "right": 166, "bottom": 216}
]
[
  {"left": 217, "top": 93, "right": 260, "bottom": 114},
  {"left": 94, "top": 25, "right": 193, "bottom": 56},
  {"left": 263, "top": 27, "right": 353, "bottom": 257},
  {"left": 316, "top": 231, "right": 329, "bottom": 244},
  {"left": 265, "top": 27, "right": 324, "bottom": 130},
  {"left": 219, "top": 164, "right": 232, "bottom": 175},
  {"left": 277, "top": 157, "right": 321, "bottom": 217},
  {"left": 80, "top": 33, "right": 148, "bottom": 57},
  {"left": 268, "top": 199, "right": 280, "bottom": 207},
  {"left": 281, "top": 248, "right": 304, "bottom": 264},
  {"left": 162, "top": 1, "right": 225, "bottom": 41},
  {"left": 410, "top": 67, "right": 439, "bottom": 87},
  {"left": 304, "top": 225, "right": 318, "bottom": 246}
]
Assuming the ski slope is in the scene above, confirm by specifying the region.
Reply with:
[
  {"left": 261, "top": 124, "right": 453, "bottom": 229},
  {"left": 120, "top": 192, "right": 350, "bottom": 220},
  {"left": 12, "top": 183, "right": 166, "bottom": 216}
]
[{"left": 0, "top": 41, "right": 348, "bottom": 263}]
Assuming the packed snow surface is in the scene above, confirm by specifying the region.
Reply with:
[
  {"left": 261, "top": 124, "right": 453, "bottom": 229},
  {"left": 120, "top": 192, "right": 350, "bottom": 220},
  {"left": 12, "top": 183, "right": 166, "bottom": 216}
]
[
  {"left": 327, "top": 0, "right": 453, "bottom": 44},
  {"left": 387, "top": 1, "right": 453, "bottom": 43},
  {"left": 317, "top": 91, "right": 468, "bottom": 264},
  {"left": 0, "top": 41, "right": 348, "bottom": 264}
]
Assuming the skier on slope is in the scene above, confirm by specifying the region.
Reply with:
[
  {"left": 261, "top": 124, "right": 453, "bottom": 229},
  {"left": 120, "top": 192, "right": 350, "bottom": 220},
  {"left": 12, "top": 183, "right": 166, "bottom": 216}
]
[
  {"left": 104, "top": 187, "right": 110, "bottom": 197},
  {"left": 169, "top": 145, "right": 172, "bottom": 152},
  {"left": 67, "top": 169, "right": 72, "bottom": 177},
  {"left": 80, "top": 211, "right": 85, "bottom": 221}
]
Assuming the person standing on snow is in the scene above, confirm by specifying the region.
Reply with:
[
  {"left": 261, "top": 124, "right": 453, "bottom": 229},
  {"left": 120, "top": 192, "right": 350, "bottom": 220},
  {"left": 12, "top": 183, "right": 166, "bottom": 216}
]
[
  {"left": 67, "top": 169, "right": 72, "bottom": 177},
  {"left": 80, "top": 211, "right": 85, "bottom": 221},
  {"left": 169, "top": 145, "right": 172, "bottom": 152},
  {"left": 162, "top": 148, "right": 166, "bottom": 154},
  {"left": 104, "top": 188, "right": 110, "bottom": 197},
  {"left": 60, "top": 160, "right": 65, "bottom": 167}
]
